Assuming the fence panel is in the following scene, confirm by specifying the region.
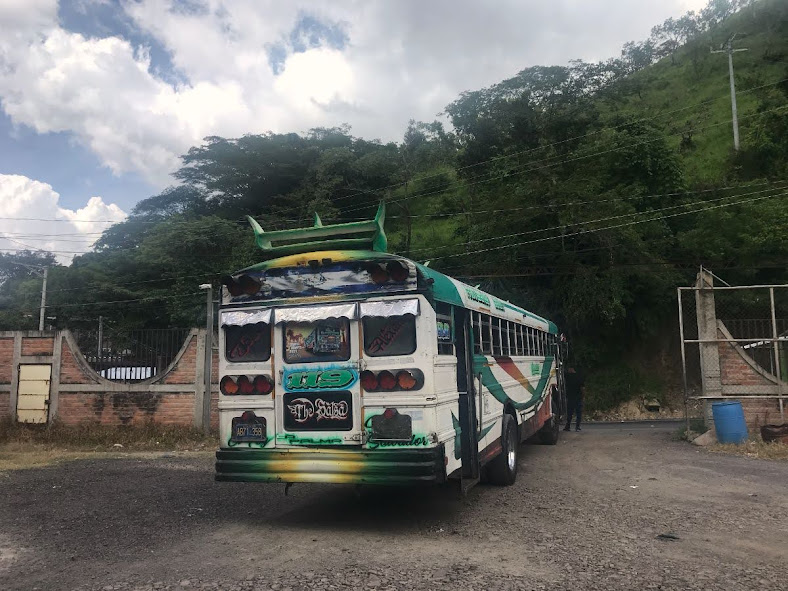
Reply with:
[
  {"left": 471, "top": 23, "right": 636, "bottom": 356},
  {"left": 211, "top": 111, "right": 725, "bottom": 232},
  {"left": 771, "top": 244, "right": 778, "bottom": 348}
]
[{"left": 73, "top": 328, "right": 192, "bottom": 383}]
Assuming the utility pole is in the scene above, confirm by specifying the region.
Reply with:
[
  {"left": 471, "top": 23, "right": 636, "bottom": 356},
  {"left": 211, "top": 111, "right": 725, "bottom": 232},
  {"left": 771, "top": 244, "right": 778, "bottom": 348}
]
[
  {"left": 711, "top": 34, "right": 748, "bottom": 151},
  {"left": 199, "top": 283, "right": 214, "bottom": 433},
  {"left": 38, "top": 267, "right": 48, "bottom": 331}
]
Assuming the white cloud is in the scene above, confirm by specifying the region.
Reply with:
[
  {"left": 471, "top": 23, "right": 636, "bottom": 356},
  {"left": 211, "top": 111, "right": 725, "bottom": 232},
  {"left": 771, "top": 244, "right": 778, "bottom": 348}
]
[
  {"left": 0, "top": 174, "right": 127, "bottom": 264},
  {"left": 0, "top": 0, "right": 704, "bottom": 188}
]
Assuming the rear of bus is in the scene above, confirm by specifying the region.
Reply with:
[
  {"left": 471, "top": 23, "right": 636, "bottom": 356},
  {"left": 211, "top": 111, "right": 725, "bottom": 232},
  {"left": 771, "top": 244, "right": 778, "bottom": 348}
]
[{"left": 214, "top": 255, "right": 450, "bottom": 485}]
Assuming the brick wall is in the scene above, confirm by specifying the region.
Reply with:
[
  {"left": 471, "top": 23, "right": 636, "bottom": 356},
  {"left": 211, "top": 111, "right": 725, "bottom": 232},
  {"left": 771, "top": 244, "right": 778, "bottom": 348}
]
[
  {"left": 60, "top": 346, "right": 97, "bottom": 384},
  {"left": 716, "top": 326, "right": 784, "bottom": 432},
  {"left": 0, "top": 330, "right": 218, "bottom": 428},
  {"left": 718, "top": 338, "right": 775, "bottom": 388},
  {"left": 163, "top": 336, "right": 198, "bottom": 384},
  {"left": 56, "top": 392, "right": 197, "bottom": 426},
  {"left": 0, "top": 337, "right": 13, "bottom": 383},
  {"left": 21, "top": 337, "right": 54, "bottom": 357}
]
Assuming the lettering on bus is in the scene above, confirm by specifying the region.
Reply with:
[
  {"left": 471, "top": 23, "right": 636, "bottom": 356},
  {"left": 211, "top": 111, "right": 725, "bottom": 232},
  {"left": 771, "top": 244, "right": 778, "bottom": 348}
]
[
  {"left": 284, "top": 368, "right": 357, "bottom": 391},
  {"left": 465, "top": 287, "right": 490, "bottom": 307},
  {"left": 287, "top": 397, "right": 350, "bottom": 424},
  {"left": 276, "top": 433, "right": 343, "bottom": 446},
  {"left": 366, "top": 434, "right": 430, "bottom": 449}
]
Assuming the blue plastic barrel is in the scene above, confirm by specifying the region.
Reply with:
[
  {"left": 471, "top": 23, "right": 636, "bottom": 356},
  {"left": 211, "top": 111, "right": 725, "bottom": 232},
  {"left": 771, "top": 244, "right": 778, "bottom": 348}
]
[{"left": 712, "top": 401, "right": 748, "bottom": 444}]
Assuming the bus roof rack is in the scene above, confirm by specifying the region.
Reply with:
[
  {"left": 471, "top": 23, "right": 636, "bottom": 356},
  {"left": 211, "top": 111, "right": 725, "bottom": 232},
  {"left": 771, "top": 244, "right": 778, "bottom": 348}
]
[{"left": 246, "top": 202, "right": 387, "bottom": 259}]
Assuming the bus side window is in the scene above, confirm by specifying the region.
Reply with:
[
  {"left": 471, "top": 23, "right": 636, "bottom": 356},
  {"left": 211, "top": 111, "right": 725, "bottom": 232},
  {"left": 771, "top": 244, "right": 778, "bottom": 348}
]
[
  {"left": 436, "top": 302, "right": 454, "bottom": 355},
  {"left": 492, "top": 317, "right": 501, "bottom": 356},
  {"left": 503, "top": 320, "right": 512, "bottom": 356},
  {"left": 516, "top": 324, "right": 524, "bottom": 356},
  {"left": 480, "top": 314, "right": 492, "bottom": 354},
  {"left": 527, "top": 327, "right": 535, "bottom": 356},
  {"left": 472, "top": 312, "right": 482, "bottom": 354}
]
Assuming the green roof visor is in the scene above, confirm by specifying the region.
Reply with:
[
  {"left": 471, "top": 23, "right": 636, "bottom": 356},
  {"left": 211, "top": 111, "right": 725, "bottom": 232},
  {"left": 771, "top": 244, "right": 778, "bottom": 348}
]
[{"left": 247, "top": 203, "right": 387, "bottom": 259}]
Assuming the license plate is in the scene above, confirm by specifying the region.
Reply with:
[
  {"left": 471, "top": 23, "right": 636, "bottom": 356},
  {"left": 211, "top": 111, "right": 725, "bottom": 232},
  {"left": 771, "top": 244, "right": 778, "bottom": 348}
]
[{"left": 231, "top": 412, "right": 267, "bottom": 442}]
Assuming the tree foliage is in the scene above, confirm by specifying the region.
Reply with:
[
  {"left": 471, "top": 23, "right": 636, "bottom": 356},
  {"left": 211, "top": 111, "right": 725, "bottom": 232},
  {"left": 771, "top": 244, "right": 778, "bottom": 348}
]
[{"left": 0, "top": 0, "right": 785, "bottom": 395}]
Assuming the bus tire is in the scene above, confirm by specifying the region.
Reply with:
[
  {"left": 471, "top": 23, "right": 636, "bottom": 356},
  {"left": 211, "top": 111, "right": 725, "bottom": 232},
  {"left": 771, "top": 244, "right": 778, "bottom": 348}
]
[
  {"left": 487, "top": 414, "right": 518, "bottom": 486},
  {"left": 538, "top": 393, "right": 561, "bottom": 445}
]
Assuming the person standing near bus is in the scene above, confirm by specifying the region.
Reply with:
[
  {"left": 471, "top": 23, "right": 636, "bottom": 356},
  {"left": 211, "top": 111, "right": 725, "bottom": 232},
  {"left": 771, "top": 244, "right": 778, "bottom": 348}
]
[{"left": 564, "top": 366, "right": 584, "bottom": 432}]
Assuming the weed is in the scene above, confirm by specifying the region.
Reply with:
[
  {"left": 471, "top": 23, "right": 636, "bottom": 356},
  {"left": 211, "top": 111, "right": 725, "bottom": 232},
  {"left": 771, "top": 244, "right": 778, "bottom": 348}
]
[{"left": 0, "top": 419, "right": 217, "bottom": 451}]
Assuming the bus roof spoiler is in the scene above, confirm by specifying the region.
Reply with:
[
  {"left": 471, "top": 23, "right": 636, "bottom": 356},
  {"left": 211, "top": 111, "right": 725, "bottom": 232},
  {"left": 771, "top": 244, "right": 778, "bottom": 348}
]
[{"left": 246, "top": 202, "right": 387, "bottom": 258}]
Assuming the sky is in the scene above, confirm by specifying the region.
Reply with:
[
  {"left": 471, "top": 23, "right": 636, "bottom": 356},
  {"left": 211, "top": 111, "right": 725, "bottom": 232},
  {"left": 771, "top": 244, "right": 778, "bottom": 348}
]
[{"left": 0, "top": 0, "right": 708, "bottom": 262}]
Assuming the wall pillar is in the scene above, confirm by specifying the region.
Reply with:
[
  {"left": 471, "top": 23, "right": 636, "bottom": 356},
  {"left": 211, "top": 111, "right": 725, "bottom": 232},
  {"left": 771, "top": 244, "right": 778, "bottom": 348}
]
[{"left": 695, "top": 269, "right": 722, "bottom": 426}]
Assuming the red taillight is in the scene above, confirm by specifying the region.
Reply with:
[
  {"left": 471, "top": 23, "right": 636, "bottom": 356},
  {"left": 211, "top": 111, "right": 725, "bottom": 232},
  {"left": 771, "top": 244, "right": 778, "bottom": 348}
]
[
  {"left": 369, "top": 265, "right": 389, "bottom": 284},
  {"left": 220, "top": 376, "right": 238, "bottom": 395},
  {"left": 238, "top": 274, "right": 261, "bottom": 295},
  {"left": 253, "top": 375, "right": 272, "bottom": 394},
  {"left": 360, "top": 370, "right": 378, "bottom": 391},
  {"left": 396, "top": 370, "right": 417, "bottom": 390},
  {"left": 378, "top": 370, "right": 396, "bottom": 390},
  {"left": 237, "top": 375, "right": 254, "bottom": 394},
  {"left": 387, "top": 261, "right": 408, "bottom": 282},
  {"left": 383, "top": 407, "right": 397, "bottom": 420}
]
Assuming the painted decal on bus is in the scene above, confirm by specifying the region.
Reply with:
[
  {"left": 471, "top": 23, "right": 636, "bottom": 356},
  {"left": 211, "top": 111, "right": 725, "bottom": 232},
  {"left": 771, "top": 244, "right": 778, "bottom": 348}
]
[{"left": 284, "top": 367, "right": 358, "bottom": 391}]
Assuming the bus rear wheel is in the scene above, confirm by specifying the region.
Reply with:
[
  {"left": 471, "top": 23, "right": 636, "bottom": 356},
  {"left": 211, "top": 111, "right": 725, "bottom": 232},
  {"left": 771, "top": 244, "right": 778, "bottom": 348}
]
[
  {"left": 538, "top": 393, "right": 561, "bottom": 445},
  {"left": 487, "top": 414, "right": 518, "bottom": 486}
]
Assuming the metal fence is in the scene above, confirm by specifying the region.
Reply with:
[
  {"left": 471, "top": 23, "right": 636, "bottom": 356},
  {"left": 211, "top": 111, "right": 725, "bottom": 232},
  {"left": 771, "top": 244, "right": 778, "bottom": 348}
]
[
  {"left": 677, "top": 269, "right": 787, "bottom": 428},
  {"left": 73, "top": 327, "right": 192, "bottom": 383}
]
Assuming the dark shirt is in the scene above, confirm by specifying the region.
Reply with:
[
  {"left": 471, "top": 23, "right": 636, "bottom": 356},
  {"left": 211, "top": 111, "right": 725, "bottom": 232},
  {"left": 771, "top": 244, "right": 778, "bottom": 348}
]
[{"left": 565, "top": 368, "right": 584, "bottom": 401}]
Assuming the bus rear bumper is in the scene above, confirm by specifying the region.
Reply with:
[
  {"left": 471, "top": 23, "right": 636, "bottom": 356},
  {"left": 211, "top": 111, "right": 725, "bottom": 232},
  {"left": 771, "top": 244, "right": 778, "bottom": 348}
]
[{"left": 215, "top": 445, "right": 447, "bottom": 485}]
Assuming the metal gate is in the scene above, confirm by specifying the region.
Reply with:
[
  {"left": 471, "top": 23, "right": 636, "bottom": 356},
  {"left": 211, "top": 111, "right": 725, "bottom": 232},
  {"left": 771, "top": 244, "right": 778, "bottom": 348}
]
[
  {"left": 16, "top": 364, "right": 52, "bottom": 424},
  {"left": 678, "top": 268, "right": 787, "bottom": 431}
]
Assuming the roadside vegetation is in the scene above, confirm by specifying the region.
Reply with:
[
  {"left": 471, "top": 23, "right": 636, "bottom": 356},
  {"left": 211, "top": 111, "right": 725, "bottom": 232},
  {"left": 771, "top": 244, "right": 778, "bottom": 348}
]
[
  {"left": 1, "top": 0, "right": 786, "bottom": 414},
  {"left": 0, "top": 420, "right": 216, "bottom": 452},
  {"left": 709, "top": 440, "right": 788, "bottom": 460}
]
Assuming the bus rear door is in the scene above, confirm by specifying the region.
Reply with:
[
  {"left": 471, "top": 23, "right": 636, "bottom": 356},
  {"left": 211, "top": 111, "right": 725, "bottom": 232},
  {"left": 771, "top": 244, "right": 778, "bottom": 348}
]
[{"left": 275, "top": 305, "right": 363, "bottom": 446}]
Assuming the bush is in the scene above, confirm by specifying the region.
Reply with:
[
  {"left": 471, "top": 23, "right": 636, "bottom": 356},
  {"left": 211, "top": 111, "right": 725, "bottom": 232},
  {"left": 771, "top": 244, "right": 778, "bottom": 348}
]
[{"left": 584, "top": 363, "right": 667, "bottom": 412}]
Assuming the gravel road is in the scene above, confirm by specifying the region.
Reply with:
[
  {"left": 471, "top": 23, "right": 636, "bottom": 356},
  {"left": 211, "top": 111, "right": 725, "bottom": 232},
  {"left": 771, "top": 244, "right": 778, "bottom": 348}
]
[{"left": 1, "top": 424, "right": 786, "bottom": 591}]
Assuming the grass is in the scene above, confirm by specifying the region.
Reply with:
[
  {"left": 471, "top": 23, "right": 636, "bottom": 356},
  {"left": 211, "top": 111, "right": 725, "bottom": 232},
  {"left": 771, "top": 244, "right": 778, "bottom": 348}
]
[
  {"left": 0, "top": 420, "right": 218, "bottom": 471},
  {"left": 0, "top": 420, "right": 217, "bottom": 452},
  {"left": 708, "top": 439, "right": 788, "bottom": 461}
]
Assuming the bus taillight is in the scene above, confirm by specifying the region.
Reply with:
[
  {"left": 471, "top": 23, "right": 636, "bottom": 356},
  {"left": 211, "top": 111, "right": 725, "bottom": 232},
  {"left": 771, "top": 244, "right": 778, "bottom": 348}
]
[
  {"left": 396, "top": 370, "right": 417, "bottom": 390},
  {"left": 253, "top": 375, "right": 273, "bottom": 394},
  {"left": 359, "top": 369, "right": 424, "bottom": 392},
  {"left": 237, "top": 375, "right": 254, "bottom": 394},
  {"left": 377, "top": 371, "right": 397, "bottom": 390},
  {"left": 220, "top": 375, "right": 274, "bottom": 396},
  {"left": 360, "top": 370, "right": 378, "bottom": 391},
  {"left": 220, "top": 376, "right": 239, "bottom": 395},
  {"left": 387, "top": 261, "right": 408, "bottom": 282}
]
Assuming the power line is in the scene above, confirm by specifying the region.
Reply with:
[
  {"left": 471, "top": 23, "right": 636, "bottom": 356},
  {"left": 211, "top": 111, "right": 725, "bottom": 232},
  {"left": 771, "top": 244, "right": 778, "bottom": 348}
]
[
  {"left": 405, "top": 182, "right": 788, "bottom": 256},
  {"left": 319, "top": 76, "right": 788, "bottom": 208},
  {"left": 424, "top": 190, "right": 788, "bottom": 262},
  {"left": 333, "top": 103, "right": 788, "bottom": 218},
  {"left": 0, "top": 78, "right": 785, "bottom": 231},
  {"left": 47, "top": 292, "right": 204, "bottom": 309}
]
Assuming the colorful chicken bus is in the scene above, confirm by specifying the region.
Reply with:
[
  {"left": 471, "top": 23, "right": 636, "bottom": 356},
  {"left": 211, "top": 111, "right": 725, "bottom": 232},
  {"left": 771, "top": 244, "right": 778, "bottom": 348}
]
[{"left": 215, "top": 204, "right": 564, "bottom": 488}]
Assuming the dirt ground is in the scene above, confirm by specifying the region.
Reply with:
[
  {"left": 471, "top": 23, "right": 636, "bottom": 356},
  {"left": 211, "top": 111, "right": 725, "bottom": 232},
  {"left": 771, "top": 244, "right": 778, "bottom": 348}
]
[{"left": 1, "top": 423, "right": 786, "bottom": 591}]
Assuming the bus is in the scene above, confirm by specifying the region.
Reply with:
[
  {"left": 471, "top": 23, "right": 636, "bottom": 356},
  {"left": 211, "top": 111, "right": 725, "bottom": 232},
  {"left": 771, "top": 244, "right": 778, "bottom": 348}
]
[{"left": 215, "top": 204, "right": 565, "bottom": 488}]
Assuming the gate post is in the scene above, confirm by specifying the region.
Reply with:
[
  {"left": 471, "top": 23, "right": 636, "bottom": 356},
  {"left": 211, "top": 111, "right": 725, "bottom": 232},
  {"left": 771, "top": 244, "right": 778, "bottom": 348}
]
[
  {"left": 194, "top": 328, "right": 207, "bottom": 429},
  {"left": 695, "top": 269, "right": 722, "bottom": 427}
]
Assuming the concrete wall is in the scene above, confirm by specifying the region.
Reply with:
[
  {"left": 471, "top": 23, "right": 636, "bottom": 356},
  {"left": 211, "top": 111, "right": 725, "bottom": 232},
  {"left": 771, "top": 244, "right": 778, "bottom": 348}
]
[{"left": 0, "top": 330, "right": 218, "bottom": 428}]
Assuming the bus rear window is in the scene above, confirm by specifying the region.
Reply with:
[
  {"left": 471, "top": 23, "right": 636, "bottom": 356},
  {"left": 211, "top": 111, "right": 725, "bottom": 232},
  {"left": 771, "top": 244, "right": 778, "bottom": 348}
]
[
  {"left": 284, "top": 319, "right": 350, "bottom": 363},
  {"left": 363, "top": 315, "right": 417, "bottom": 357},
  {"left": 224, "top": 323, "right": 271, "bottom": 362}
]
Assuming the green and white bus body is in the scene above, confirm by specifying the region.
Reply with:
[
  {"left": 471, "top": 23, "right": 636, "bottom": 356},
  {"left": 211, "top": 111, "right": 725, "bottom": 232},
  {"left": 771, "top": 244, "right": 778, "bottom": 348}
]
[{"left": 215, "top": 206, "right": 564, "bottom": 487}]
